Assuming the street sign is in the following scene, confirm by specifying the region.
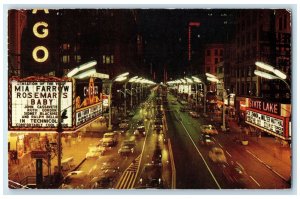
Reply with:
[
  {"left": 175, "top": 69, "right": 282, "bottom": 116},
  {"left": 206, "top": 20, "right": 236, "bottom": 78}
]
[{"left": 31, "top": 150, "right": 48, "bottom": 159}]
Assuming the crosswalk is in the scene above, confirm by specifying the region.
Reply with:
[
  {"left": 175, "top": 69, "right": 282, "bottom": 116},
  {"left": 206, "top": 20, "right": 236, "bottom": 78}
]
[{"left": 115, "top": 155, "right": 141, "bottom": 189}]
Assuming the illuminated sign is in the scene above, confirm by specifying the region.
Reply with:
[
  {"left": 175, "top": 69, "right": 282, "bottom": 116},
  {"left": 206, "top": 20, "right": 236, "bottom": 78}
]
[
  {"left": 76, "top": 103, "right": 102, "bottom": 127},
  {"left": 102, "top": 95, "right": 109, "bottom": 107},
  {"left": 178, "top": 85, "right": 191, "bottom": 94},
  {"left": 246, "top": 109, "right": 287, "bottom": 139},
  {"left": 9, "top": 78, "right": 73, "bottom": 130},
  {"left": 32, "top": 9, "right": 49, "bottom": 63},
  {"left": 248, "top": 99, "right": 280, "bottom": 115}
]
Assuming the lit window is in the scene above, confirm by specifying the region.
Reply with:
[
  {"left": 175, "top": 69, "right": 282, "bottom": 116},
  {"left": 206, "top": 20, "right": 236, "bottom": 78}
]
[
  {"left": 103, "top": 55, "right": 106, "bottom": 64},
  {"left": 106, "top": 56, "right": 110, "bottom": 64},
  {"left": 62, "top": 55, "right": 70, "bottom": 63},
  {"left": 76, "top": 55, "right": 81, "bottom": 63},
  {"left": 111, "top": 55, "right": 114, "bottom": 64},
  {"left": 63, "top": 43, "right": 70, "bottom": 50}
]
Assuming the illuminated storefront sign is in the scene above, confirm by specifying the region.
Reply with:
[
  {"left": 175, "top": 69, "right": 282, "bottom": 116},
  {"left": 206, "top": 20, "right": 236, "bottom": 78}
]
[
  {"left": 9, "top": 77, "right": 74, "bottom": 131},
  {"left": 75, "top": 78, "right": 103, "bottom": 128},
  {"left": 248, "top": 99, "right": 280, "bottom": 115},
  {"left": 76, "top": 103, "right": 102, "bottom": 127},
  {"left": 178, "top": 85, "right": 191, "bottom": 94},
  {"left": 32, "top": 9, "right": 49, "bottom": 63}
]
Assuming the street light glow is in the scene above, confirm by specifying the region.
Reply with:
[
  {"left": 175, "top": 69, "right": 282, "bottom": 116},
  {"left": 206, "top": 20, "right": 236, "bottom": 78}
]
[
  {"left": 129, "top": 76, "right": 138, "bottom": 82},
  {"left": 115, "top": 76, "right": 128, "bottom": 82},
  {"left": 78, "top": 60, "right": 97, "bottom": 72},
  {"left": 254, "top": 70, "right": 278, "bottom": 80},
  {"left": 116, "top": 72, "right": 129, "bottom": 78},
  {"left": 185, "top": 78, "right": 193, "bottom": 83},
  {"left": 77, "top": 69, "right": 96, "bottom": 79},
  {"left": 67, "top": 68, "right": 79, "bottom": 78},
  {"left": 205, "top": 73, "right": 217, "bottom": 79},
  {"left": 255, "top": 61, "right": 287, "bottom": 80},
  {"left": 207, "top": 77, "right": 219, "bottom": 83}
]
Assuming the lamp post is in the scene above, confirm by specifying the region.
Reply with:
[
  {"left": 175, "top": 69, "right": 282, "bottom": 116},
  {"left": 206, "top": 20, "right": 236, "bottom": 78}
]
[
  {"left": 206, "top": 73, "right": 228, "bottom": 131},
  {"left": 105, "top": 72, "right": 129, "bottom": 130},
  {"left": 56, "top": 60, "right": 97, "bottom": 181}
]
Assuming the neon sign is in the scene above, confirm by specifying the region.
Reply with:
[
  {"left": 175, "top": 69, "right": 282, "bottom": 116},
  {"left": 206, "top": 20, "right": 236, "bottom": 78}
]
[{"left": 32, "top": 9, "right": 49, "bottom": 63}]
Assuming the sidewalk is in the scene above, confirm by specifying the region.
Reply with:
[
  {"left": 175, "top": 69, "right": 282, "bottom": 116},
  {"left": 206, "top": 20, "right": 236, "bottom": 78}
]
[
  {"left": 8, "top": 121, "right": 109, "bottom": 187},
  {"left": 227, "top": 119, "right": 291, "bottom": 183}
]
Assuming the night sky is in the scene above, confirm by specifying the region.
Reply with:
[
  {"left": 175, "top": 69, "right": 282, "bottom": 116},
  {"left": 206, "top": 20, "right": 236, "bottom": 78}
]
[{"left": 137, "top": 9, "right": 235, "bottom": 82}]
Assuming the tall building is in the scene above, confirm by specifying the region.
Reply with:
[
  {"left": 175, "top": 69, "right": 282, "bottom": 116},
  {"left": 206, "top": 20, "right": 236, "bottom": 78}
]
[
  {"left": 227, "top": 9, "right": 291, "bottom": 143},
  {"left": 8, "top": 10, "right": 27, "bottom": 77},
  {"left": 19, "top": 9, "right": 143, "bottom": 79}
]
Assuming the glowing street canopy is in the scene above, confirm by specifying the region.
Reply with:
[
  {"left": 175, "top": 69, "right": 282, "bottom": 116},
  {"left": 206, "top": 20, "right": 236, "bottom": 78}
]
[
  {"left": 67, "top": 60, "right": 97, "bottom": 78},
  {"left": 115, "top": 76, "right": 128, "bottom": 82},
  {"left": 255, "top": 61, "right": 287, "bottom": 80},
  {"left": 254, "top": 70, "right": 279, "bottom": 80},
  {"left": 207, "top": 77, "right": 219, "bottom": 83},
  {"left": 192, "top": 76, "right": 202, "bottom": 83}
]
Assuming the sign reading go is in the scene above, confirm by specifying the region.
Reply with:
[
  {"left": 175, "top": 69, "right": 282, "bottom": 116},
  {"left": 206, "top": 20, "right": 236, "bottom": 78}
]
[{"left": 32, "top": 9, "right": 49, "bottom": 63}]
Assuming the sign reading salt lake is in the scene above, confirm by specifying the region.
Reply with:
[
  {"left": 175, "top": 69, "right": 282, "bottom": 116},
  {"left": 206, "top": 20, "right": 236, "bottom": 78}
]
[{"left": 11, "top": 81, "right": 73, "bottom": 129}]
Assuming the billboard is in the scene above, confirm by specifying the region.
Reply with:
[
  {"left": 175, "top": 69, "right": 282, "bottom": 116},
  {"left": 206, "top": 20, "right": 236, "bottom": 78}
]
[{"left": 9, "top": 76, "right": 74, "bottom": 131}]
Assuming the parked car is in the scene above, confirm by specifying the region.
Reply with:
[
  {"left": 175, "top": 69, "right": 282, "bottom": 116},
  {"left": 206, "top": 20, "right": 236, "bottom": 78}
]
[
  {"left": 86, "top": 146, "right": 106, "bottom": 158},
  {"left": 200, "top": 134, "right": 215, "bottom": 146},
  {"left": 102, "top": 132, "right": 118, "bottom": 147},
  {"left": 200, "top": 125, "right": 218, "bottom": 135},
  {"left": 208, "top": 147, "right": 227, "bottom": 164},
  {"left": 139, "top": 163, "right": 163, "bottom": 188},
  {"left": 60, "top": 171, "right": 88, "bottom": 189}
]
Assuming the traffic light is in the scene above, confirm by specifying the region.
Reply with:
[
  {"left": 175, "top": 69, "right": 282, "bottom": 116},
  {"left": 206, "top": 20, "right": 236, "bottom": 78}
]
[{"left": 61, "top": 109, "right": 68, "bottom": 121}]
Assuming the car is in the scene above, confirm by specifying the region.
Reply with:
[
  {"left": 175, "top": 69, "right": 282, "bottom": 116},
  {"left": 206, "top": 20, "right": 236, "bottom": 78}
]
[
  {"left": 154, "top": 120, "right": 163, "bottom": 131},
  {"left": 152, "top": 146, "right": 162, "bottom": 166},
  {"left": 208, "top": 147, "right": 227, "bottom": 164},
  {"left": 200, "top": 125, "right": 218, "bottom": 135},
  {"left": 102, "top": 132, "right": 118, "bottom": 147},
  {"left": 118, "top": 145, "right": 135, "bottom": 156},
  {"left": 86, "top": 146, "right": 106, "bottom": 158},
  {"left": 139, "top": 163, "right": 163, "bottom": 188},
  {"left": 134, "top": 126, "right": 146, "bottom": 136},
  {"left": 119, "top": 121, "right": 129, "bottom": 129},
  {"left": 189, "top": 111, "right": 200, "bottom": 118},
  {"left": 60, "top": 171, "right": 89, "bottom": 189},
  {"left": 137, "top": 119, "right": 144, "bottom": 126},
  {"left": 200, "top": 134, "right": 215, "bottom": 146},
  {"left": 221, "top": 161, "right": 249, "bottom": 187}
]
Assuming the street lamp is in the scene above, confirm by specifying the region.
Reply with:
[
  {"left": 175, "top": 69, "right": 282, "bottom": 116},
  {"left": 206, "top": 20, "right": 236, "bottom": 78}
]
[
  {"left": 105, "top": 72, "right": 129, "bottom": 130},
  {"left": 206, "top": 73, "right": 227, "bottom": 132},
  {"left": 254, "top": 61, "right": 290, "bottom": 92},
  {"left": 56, "top": 60, "right": 97, "bottom": 180}
]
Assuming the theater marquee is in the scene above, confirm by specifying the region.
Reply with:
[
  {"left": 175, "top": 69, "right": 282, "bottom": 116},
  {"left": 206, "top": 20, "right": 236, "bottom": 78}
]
[{"left": 8, "top": 76, "right": 75, "bottom": 131}]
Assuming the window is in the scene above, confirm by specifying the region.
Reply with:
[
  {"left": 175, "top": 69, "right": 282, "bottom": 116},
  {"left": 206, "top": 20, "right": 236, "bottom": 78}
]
[
  {"left": 103, "top": 55, "right": 114, "bottom": 64},
  {"left": 207, "top": 50, "right": 211, "bottom": 56},
  {"left": 62, "top": 43, "right": 70, "bottom": 50},
  {"left": 215, "top": 49, "right": 218, "bottom": 56},
  {"left": 102, "top": 55, "right": 106, "bottom": 64},
  {"left": 279, "top": 17, "right": 283, "bottom": 30},
  {"left": 215, "top": 58, "right": 218, "bottom": 64},
  {"left": 75, "top": 55, "right": 81, "bottom": 63},
  {"left": 220, "top": 49, "right": 223, "bottom": 56},
  {"left": 111, "top": 55, "right": 114, "bottom": 64},
  {"left": 62, "top": 55, "right": 70, "bottom": 63},
  {"left": 284, "top": 14, "right": 287, "bottom": 29}
]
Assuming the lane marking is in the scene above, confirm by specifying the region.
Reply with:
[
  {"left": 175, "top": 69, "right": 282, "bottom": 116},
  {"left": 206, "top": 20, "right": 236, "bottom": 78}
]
[
  {"left": 212, "top": 137, "right": 216, "bottom": 142},
  {"left": 236, "top": 161, "right": 244, "bottom": 169},
  {"left": 218, "top": 143, "right": 223, "bottom": 148},
  {"left": 131, "top": 121, "right": 150, "bottom": 188},
  {"left": 246, "top": 149, "right": 288, "bottom": 182},
  {"left": 250, "top": 175, "right": 261, "bottom": 187},
  {"left": 176, "top": 110, "right": 221, "bottom": 189},
  {"left": 225, "top": 151, "right": 232, "bottom": 157}
]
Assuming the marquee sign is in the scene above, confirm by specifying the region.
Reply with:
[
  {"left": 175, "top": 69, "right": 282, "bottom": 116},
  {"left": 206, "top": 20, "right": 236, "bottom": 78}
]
[
  {"left": 245, "top": 108, "right": 289, "bottom": 140},
  {"left": 8, "top": 76, "right": 75, "bottom": 131},
  {"left": 248, "top": 99, "right": 280, "bottom": 115},
  {"left": 76, "top": 103, "right": 102, "bottom": 127}
]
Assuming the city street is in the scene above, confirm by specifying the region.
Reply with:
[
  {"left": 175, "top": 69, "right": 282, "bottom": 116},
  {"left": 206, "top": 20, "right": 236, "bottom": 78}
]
[{"left": 7, "top": 9, "right": 292, "bottom": 191}]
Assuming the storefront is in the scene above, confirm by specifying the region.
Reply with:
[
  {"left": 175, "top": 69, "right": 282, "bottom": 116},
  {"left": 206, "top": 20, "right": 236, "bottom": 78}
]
[{"left": 244, "top": 98, "right": 291, "bottom": 142}]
